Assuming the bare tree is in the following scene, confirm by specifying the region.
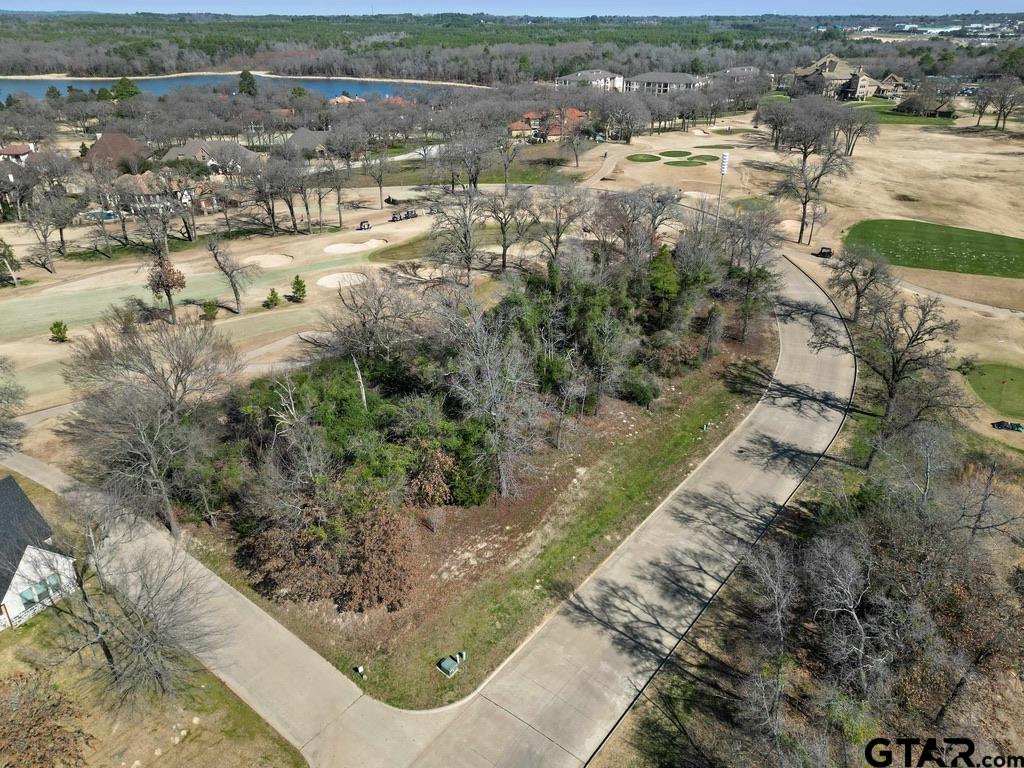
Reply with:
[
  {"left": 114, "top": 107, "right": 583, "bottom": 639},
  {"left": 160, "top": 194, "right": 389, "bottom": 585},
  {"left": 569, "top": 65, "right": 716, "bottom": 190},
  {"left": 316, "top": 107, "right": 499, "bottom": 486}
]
[
  {"left": 804, "top": 532, "right": 893, "bottom": 697},
  {"left": 989, "top": 76, "right": 1024, "bottom": 130},
  {"left": 64, "top": 316, "right": 240, "bottom": 417},
  {"left": 363, "top": 150, "right": 393, "bottom": 209},
  {"left": 812, "top": 293, "right": 959, "bottom": 438},
  {"left": 532, "top": 185, "right": 589, "bottom": 264},
  {"left": 0, "top": 355, "right": 26, "bottom": 453},
  {"left": 207, "top": 237, "right": 261, "bottom": 314},
  {"left": 429, "top": 190, "right": 487, "bottom": 285},
  {"left": 836, "top": 105, "right": 879, "bottom": 157},
  {"left": 46, "top": 497, "right": 215, "bottom": 708},
  {"left": 480, "top": 187, "right": 535, "bottom": 272},
  {"left": 825, "top": 244, "right": 894, "bottom": 323},
  {"left": 446, "top": 303, "right": 542, "bottom": 497},
  {"left": 745, "top": 541, "right": 798, "bottom": 653},
  {"left": 493, "top": 134, "right": 522, "bottom": 195},
  {"left": 968, "top": 85, "right": 994, "bottom": 126},
  {"left": 307, "top": 270, "right": 431, "bottom": 364},
  {"left": 774, "top": 143, "right": 850, "bottom": 244}
]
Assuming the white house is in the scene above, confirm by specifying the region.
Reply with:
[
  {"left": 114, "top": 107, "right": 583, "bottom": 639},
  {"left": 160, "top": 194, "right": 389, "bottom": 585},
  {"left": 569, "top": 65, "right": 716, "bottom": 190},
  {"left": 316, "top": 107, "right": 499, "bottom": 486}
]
[
  {"left": 0, "top": 475, "right": 75, "bottom": 630},
  {"left": 554, "top": 69, "right": 624, "bottom": 92},
  {"left": 625, "top": 72, "right": 708, "bottom": 94}
]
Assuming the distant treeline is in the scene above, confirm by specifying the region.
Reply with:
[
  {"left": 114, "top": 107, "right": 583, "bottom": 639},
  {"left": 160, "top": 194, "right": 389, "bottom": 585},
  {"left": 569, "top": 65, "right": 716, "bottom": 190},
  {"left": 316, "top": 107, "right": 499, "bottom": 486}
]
[{"left": 0, "top": 13, "right": 1021, "bottom": 83}]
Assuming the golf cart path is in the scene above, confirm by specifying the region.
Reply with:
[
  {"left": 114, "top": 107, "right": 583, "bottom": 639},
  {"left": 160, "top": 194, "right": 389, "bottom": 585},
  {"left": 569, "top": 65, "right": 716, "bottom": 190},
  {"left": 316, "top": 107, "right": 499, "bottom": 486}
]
[{"left": 2, "top": 257, "right": 855, "bottom": 768}]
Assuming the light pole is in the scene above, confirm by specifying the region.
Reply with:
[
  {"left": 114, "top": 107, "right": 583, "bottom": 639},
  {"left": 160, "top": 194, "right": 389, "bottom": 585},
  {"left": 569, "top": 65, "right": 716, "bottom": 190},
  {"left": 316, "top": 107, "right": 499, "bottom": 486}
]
[{"left": 714, "top": 152, "right": 729, "bottom": 232}]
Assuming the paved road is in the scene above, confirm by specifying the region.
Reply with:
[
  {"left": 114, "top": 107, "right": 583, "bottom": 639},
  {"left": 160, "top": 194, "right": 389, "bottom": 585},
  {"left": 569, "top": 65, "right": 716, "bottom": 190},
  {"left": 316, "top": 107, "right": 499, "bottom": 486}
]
[{"left": 2, "top": 256, "right": 854, "bottom": 768}]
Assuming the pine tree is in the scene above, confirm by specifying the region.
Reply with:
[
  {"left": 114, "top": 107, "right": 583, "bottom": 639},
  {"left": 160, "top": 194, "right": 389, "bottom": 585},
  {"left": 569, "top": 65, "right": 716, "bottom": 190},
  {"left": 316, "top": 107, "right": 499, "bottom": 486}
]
[
  {"left": 238, "top": 70, "right": 258, "bottom": 97},
  {"left": 291, "top": 275, "right": 307, "bottom": 303}
]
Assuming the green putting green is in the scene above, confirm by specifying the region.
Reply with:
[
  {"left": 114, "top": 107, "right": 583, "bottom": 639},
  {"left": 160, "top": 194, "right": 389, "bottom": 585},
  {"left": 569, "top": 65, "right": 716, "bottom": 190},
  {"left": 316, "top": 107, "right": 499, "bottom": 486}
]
[
  {"left": 689, "top": 154, "right": 720, "bottom": 162},
  {"left": 626, "top": 153, "right": 661, "bottom": 162},
  {"left": 659, "top": 150, "right": 692, "bottom": 157},
  {"left": 695, "top": 144, "right": 735, "bottom": 149},
  {"left": 966, "top": 363, "right": 1024, "bottom": 419},
  {"left": 665, "top": 160, "right": 707, "bottom": 167},
  {"left": 844, "top": 219, "right": 1024, "bottom": 278}
]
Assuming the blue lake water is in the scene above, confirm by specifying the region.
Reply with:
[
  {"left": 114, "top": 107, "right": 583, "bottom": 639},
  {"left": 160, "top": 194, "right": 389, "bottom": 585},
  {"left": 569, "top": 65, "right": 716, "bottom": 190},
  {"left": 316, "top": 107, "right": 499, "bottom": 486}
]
[{"left": 0, "top": 73, "right": 446, "bottom": 101}]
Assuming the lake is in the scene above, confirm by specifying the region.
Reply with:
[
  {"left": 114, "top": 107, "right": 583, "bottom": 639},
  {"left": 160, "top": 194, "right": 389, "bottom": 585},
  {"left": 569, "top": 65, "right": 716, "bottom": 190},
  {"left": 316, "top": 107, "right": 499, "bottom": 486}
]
[{"left": 0, "top": 73, "right": 450, "bottom": 101}]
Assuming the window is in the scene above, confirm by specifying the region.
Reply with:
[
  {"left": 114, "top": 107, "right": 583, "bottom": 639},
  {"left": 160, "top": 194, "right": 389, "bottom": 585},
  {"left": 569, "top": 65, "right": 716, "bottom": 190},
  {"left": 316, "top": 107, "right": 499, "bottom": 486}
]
[{"left": 18, "top": 573, "right": 59, "bottom": 608}]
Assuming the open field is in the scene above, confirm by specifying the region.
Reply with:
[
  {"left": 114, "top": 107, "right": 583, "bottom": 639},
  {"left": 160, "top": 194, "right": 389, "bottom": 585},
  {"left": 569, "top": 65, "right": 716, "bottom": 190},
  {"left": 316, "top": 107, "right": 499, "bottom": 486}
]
[
  {"left": 845, "top": 219, "right": 1024, "bottom": 278},
  {"left": 967, "top": 363, "right": 1024, "bottom": 420}
]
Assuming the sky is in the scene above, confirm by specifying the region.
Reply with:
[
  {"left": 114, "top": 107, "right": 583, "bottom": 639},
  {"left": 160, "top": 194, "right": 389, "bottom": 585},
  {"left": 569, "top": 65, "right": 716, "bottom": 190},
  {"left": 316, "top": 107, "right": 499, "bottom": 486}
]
[{"left": 0, "top": 1, "right": 1021, "bottom": 14}]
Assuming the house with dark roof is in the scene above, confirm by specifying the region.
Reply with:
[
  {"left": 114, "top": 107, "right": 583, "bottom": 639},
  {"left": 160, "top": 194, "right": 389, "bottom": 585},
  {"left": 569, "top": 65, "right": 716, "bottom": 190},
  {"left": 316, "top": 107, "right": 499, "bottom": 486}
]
[
  {"left": 83, "top": 132, "right": 150, "bottom": 171},
  {"left": 284, "top": 127, "right": 332, "bottom": 158},
  {"left": 0, "top": 476, "right": 75, "bottom": 630},
  {"left": 161, "top": 139, "right": 259, "bottom": 175}
]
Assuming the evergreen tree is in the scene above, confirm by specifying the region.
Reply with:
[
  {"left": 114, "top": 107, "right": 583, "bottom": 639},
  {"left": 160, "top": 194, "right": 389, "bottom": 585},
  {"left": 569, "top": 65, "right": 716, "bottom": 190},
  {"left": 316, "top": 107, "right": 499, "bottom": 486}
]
[
  {"left": 239, "top": 70, "right": 258, "bottom": 97},
  {"left": 291, "top": 275, "right": 307, "bottom": 302},
  {"left": 646, "top": 244, "right": 681, "bottom": 330},
  {"left": 111, "top": 76, "right": 140, "bottom": 101}
]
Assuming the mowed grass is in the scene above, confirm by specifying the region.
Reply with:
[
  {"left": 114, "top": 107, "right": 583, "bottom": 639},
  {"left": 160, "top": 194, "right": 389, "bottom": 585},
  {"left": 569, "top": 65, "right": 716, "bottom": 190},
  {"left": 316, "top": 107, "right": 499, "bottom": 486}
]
[
  {"left": 666, "top": 160, "right": 707, "bottom": 167},
  {"left": 626, "top": 153, "right": 661, "bottom": 162},
  {"left": 967, "top": 363, "right": 1024, "bottom": 420},
  {"left": 696, "top": 144, "right": 735, "bottom": 149},
  {"left": 659, "top": 150, "right": 692, "bottom": 157},
  {"left": 852, "top": 97, "right": 956, "bottom": 125},
  {"left": 844, "top": 219, "right": 1024, "bottom": 278}
]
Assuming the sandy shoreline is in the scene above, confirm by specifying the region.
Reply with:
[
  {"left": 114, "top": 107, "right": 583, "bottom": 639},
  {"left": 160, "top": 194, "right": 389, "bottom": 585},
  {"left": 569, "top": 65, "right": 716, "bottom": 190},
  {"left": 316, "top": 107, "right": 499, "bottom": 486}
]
[{"left": 0, "top": 70, "right": 488, "bottom": 89}]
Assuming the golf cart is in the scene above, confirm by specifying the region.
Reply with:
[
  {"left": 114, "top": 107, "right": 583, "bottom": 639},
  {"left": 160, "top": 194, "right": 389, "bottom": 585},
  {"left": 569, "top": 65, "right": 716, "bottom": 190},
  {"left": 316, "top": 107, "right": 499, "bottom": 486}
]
[
  {"left": 357, "top": 220, "right": 371, "bottom": 231},
  {"left": 389, "top": 212, "right": 403, "bottom": 223},
  {"left": 991, "top": 421, "right": 1024, "bottom": 433},
  {"left": 403, "top": 209, "right": 418, "bottom": 219},
  {"left": 812, "top": 247, "right": 834, "bottom": 259}
]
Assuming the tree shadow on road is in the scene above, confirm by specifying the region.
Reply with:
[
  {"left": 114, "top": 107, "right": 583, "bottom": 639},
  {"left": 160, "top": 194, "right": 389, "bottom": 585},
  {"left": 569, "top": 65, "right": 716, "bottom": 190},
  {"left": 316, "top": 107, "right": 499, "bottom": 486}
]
[{"left": 724, "top": 358, "right": 863, "bottom": 419}]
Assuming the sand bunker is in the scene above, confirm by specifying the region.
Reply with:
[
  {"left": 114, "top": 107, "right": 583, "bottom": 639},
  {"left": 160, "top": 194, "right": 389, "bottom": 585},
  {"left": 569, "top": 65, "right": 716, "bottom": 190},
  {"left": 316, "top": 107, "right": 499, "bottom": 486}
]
[
  {"left": 245, "top": 253, "right": 293, "bottom": 268},
  {"left": 316, "top": 272, "right": 368, "bottom": 289},
  {"left": 323, "top": 239, "right": 388, "bottom": 255}
]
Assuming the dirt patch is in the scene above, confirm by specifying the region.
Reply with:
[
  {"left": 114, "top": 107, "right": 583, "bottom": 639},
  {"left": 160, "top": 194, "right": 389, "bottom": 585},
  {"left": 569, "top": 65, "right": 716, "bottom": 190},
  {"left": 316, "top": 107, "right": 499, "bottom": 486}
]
[
  {"left": 894, "top": 266, "right": 1024, "bottom": 312},
  {"left": 323, "top": 239, "right": 388, "bottom": 255},
  {"left": 315, "top": 272, "right": 368, "bottom": 290}
]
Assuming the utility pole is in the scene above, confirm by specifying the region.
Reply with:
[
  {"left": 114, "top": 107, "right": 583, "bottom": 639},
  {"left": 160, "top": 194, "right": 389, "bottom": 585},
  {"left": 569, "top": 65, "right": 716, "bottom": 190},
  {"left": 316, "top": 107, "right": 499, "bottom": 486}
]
[{"left": 714, "top": 152, "right": 729, "bottom": 232}]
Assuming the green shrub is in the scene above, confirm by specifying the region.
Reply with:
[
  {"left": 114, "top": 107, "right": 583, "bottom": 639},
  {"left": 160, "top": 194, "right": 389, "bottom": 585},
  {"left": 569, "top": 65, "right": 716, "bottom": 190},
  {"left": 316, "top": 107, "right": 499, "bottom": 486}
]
[
  {"left": 202, "top": 300, "right": 219, "bottom": 320},
  {"left": 618, "top": 367, "right": 661, "bottom": 408},
  {"left": 49, "top": 320, "right": 68, "bottom": 342},
  {"left": 262, "top": 288, "right": 281, "bottom": 309},
  {"left": 290, "top": 275, "right": 307, "bottom": 303}
]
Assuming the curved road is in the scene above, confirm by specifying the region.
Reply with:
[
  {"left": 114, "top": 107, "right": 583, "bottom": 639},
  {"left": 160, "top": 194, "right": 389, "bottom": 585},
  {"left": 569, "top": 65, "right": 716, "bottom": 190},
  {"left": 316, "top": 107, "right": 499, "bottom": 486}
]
[{"left": 1, "top": 257, "right": 854, "bottom": 768}]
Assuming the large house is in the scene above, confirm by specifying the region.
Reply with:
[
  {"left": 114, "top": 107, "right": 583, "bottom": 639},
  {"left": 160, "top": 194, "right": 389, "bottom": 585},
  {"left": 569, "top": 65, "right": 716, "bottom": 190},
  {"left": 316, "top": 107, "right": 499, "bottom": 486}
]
[
  {"left": 0, "top": 476, "right": 75, "bottom": 631},
  {"left": 83, "top": 132, "right": 150, "bottom": 171},
  {"left": 284, "top": 127, "right": 332, "bottom": 158},
  {"left": 161, "top": 139, "right": 259, "bottom": 174},
  {"left": 554, "top": 69, "right": 624, "bottom": 92},
  {"left": 624, "top": 72, "right": 707, "bottom": 95},
  {"left": 791, "top": 53, "right": 904, "bottom": 101},
  {"left": 509, "top": 108, "right": 588, "bottom": 141}
]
